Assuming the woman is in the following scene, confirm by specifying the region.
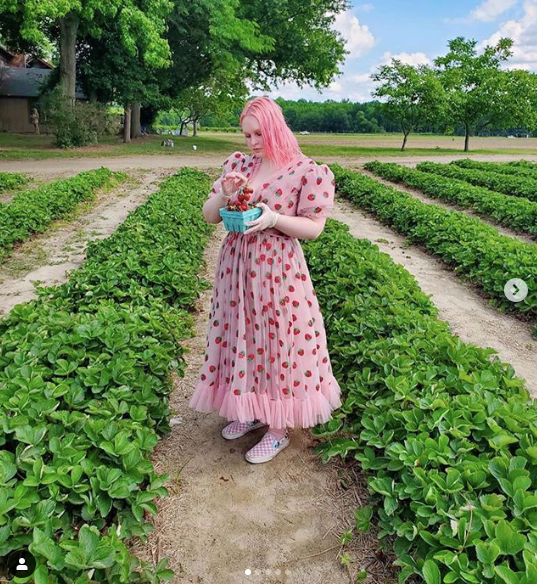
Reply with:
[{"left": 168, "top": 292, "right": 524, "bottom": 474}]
[{"left": 189, "top": 96, "right": 341, "bottom": 464}]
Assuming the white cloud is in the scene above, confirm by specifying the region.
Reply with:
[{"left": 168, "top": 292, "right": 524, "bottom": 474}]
[
  {"left": 331, "top": 10, "right": 376, "bottom": 58},
  {"left": 479, "top": 0, "right": 537, "bottom": 70},
  {"left": 329, "top": 80, "right": 343, "bottom": 92},
  {"left": 470, "top": 0, "right": 517, "bottom": 22},
  {"left": 379, "top": 51, "right": 432, "bottom": 66}
]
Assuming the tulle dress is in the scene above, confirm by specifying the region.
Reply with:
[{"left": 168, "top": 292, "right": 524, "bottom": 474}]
[{"left": 188, "top": 151, "right": 342, "bottom": 428}]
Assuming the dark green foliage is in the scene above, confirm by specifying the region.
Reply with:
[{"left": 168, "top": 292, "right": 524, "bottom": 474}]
[
  {"left": 303, "top": 210, "right": 536, "bottom": 584},
  {"left": 331, "top": 165, "right": 537, "bottom": 334},
  {"left": 366, "top": 161, "right": 537, "bottom": 237},
  {"left": 0, "top": 168, "right": 214, "bottom": 582},
  {"left": 0, "top": 168, "right": 124, "bottom": 261}
]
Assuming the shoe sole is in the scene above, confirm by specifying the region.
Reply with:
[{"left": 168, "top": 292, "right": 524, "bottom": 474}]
[
  {"left": 244, "top": 438, "right": 290, "bottom": 464},
  {"left": 221, "top": 421, "right": 266, "bottom": 440}
]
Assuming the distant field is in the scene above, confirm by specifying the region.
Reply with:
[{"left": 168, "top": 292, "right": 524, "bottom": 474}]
[{"left": 0, "top": 131, "right": 536, "bottom": 161}]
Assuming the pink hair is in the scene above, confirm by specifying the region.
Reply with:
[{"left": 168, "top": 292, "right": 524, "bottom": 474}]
[{"left": 239, "top": 96, "right": 303, "bottom": 169}]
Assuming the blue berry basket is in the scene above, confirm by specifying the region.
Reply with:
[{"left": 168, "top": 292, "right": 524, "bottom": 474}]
[{"left": 219, "top": 206, "right": 263, "bottom": 233}]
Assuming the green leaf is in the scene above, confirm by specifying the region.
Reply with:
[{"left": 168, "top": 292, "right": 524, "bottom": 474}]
[{"left": 422, "top": 560, "right": 441, "bottom": 584}]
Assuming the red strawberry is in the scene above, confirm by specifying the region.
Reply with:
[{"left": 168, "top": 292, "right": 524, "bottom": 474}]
[
  {"left": 317, "top": 177, "right": 322, "bottom": 185},
  {"left": 294, "top": 380, "right": 300, "bottom": 387},
  {"left": 305, "top": 334, "right": 312, "bottom": 341},
  {"left": 234, "top": 389, "right": 241, "bottom": 395}
]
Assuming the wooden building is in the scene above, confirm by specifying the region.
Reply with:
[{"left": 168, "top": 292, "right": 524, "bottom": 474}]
[{"left": 0, "top": 45, "right": 84, "bottom": 133}]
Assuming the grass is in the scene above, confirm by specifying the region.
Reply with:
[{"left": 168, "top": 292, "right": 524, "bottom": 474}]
[{"left": 1, "top": 132, "right": 537, "bottom": 161}]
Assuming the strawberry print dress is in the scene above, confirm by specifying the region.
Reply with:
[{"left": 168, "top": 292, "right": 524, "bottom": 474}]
[{"left": 188, "top": 151, "right": 342, "bottom": 429}]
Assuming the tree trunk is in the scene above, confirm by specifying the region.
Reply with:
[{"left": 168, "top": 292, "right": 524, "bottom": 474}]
[
  {"left": 193, "top": 118, "right": 198, "bottom": 137},
  {"left": 131, "top": 102, "right": 141, "bottom": 139},
  {"left": 464, "top": 124, "right": 470, "bottom": 152},
  {"left": 59, "top": 12, "right": 80, "bottom": 101},
  {"left": 179, "top": 121, "right": 185, "bottom": 135},
  {"left": 401, "top": 131, "right": 409, "bottom": 151},
  {"left": 124, "top": 105, "right": 132, "bottom": 143}
]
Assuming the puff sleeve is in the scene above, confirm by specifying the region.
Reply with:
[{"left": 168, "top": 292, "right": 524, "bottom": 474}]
[
  {"left": 208, "top": 151, "right": 246, "bottom": 198},
  {"left": 296, "top": 163, "right": 336, "bottom": 219}
]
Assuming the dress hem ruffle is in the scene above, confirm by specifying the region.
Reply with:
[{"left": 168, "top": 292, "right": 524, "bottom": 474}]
[{"left": 189, "top": 380, "right": 342, "bottom": 429}]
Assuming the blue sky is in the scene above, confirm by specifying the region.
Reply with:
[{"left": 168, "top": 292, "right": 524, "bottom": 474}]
[{"left": 251, "top": 0, "right": 536, "bottom": 102}]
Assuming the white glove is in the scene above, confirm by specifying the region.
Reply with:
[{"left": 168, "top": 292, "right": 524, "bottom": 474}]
[
  {"left": 243, "top": 202, "right": 279, "bottom": 234},
  {"left": 220, "top": 172, "right": 248, "bottom": 198}
]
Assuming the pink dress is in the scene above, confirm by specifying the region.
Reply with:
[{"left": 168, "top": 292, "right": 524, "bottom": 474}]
[{"left": 188, "top": 151, "right": 342, "bottom": 429}]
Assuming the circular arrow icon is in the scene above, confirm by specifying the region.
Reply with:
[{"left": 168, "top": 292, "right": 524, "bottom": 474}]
[{"left": 504, "top": 278, "right": 528, "bottom": 303}]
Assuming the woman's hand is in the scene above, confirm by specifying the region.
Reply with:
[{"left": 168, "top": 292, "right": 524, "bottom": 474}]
[
  {"left": 243, "top": 203, "right": 279, "bottom": 234},
  {"left": 221, "top": 172, "right": 248, "bottom": 197}
]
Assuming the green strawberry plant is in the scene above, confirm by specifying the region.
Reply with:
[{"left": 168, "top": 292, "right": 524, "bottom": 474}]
[
  {"left": 301, "top": 195, "right": 537, "bottom": 584},
  {"left": 365, "top": 161, "right": 537, "bottom": 237},
  {"left": 0, "top": 168, "right": 126, "bottom": 262},
  {"left": 0, "top": 168, "right": 214, "bottom": 582},
  {"left": 331, "top": 164, "right": 537, "bottom": 338},
  {"left": 0, "top": 172, "right": 29, "bottom": 193},
  {"left": 416, "top": 162, "right": 537, "bottom": 203}
]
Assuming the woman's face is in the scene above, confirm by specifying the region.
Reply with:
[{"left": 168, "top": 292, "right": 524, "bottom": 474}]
[{"left": 242, "top": 115, "right": 264, "bottom": 157}]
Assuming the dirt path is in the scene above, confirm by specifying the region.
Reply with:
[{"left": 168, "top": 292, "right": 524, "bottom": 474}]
[
  {"left": 3, "top": 153, "right": 537, "bottom": 175},
  {"left": 0, "top": 170, "right": 169, "bottom": 318},
  {"left": 130, "top": 224, "right": 398, "bottom": 584},
  {"left": 356, "top": 168, "right": 537, "bottom": 246},
  {"left": 330, "top": 199, "right": 537, "bottom": 396}
]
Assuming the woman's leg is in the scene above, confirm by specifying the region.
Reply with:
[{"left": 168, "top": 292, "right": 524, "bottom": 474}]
[{"left": 267, "top": 426, "right": 287, "bottom": 440}]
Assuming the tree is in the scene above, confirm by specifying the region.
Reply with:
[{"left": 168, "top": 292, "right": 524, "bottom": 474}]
[
  {"left": 174, "top": 73, "right": 248, "bottom": 136},
  {"left": 434, "top": 36, "right": 513, "bottom": 152},
  {"left": 0, "top": 0, "right": 172, "bottom": 101},
  {"left": 372, "top": 60, "right": 445, "bottom": 151}
]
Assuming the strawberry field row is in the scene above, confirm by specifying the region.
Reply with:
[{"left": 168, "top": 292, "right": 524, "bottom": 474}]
[
  {"left": 330, "top": 164, "right": 537, "bottom": 338},
  {"left": 0, "top": 168, "right": 126, "bottom": 262},
  {"left": 416, "top": 162, "right": 537, "bottom": 203},
  {"left": 0, "top": 168, "right": 214, "bottom": 583},
  {"left": 304, "top": 215, "right": 537, "bottom": 584},
  {"left": 0, "top": 172, "right": 28, "bottom": 193},
  {"left": 451, "top": 159, "right": 537, "bottom": 180},
  {"left": 365, "top": 161, "right": 537, "bottom": 237}
]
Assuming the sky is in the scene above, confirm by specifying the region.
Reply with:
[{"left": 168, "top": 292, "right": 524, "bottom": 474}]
[{"left": 250, "top": 0, "right": 537, "bottom": 103}]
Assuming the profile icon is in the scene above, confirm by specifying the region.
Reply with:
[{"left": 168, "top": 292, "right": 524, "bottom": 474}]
[{"left": 6, "top": 549, "right": 36, "bottom": 577}]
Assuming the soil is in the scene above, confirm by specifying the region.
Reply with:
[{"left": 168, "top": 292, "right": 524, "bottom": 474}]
[
  {"left": 0, "top": 170, "right": 169, "bottom": 317},
  {"left": 330, "top": 197, "right": 537, "bottom": 397},
  {"left": 3, "top": 152, "right": 537, "bottom": 175}
]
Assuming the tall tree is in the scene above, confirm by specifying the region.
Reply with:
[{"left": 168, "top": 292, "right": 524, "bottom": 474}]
[
  {"left": 372, "top": 60, "right": 445, "bottom": 151},
  {"left": 434, "top": 36, "right": 513, "bottom": 152},
  {"left": 0, "top": 0, "right": 172, "bottom": 100},
  {"left": 174, "top": 72, "right": 248, "bottom": 136}
]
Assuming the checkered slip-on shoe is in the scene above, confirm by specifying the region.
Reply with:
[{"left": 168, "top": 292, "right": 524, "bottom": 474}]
[
  {"left": 244, "top": 430, "right": 290, "bottom": 464},
  {"left": 221, "top": 419, "right": 267, "bottom": 440}
]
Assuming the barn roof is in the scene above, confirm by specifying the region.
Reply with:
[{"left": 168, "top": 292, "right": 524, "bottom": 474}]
[{"left": 0, "top": 67, "right": 86, "bottom": 98}]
